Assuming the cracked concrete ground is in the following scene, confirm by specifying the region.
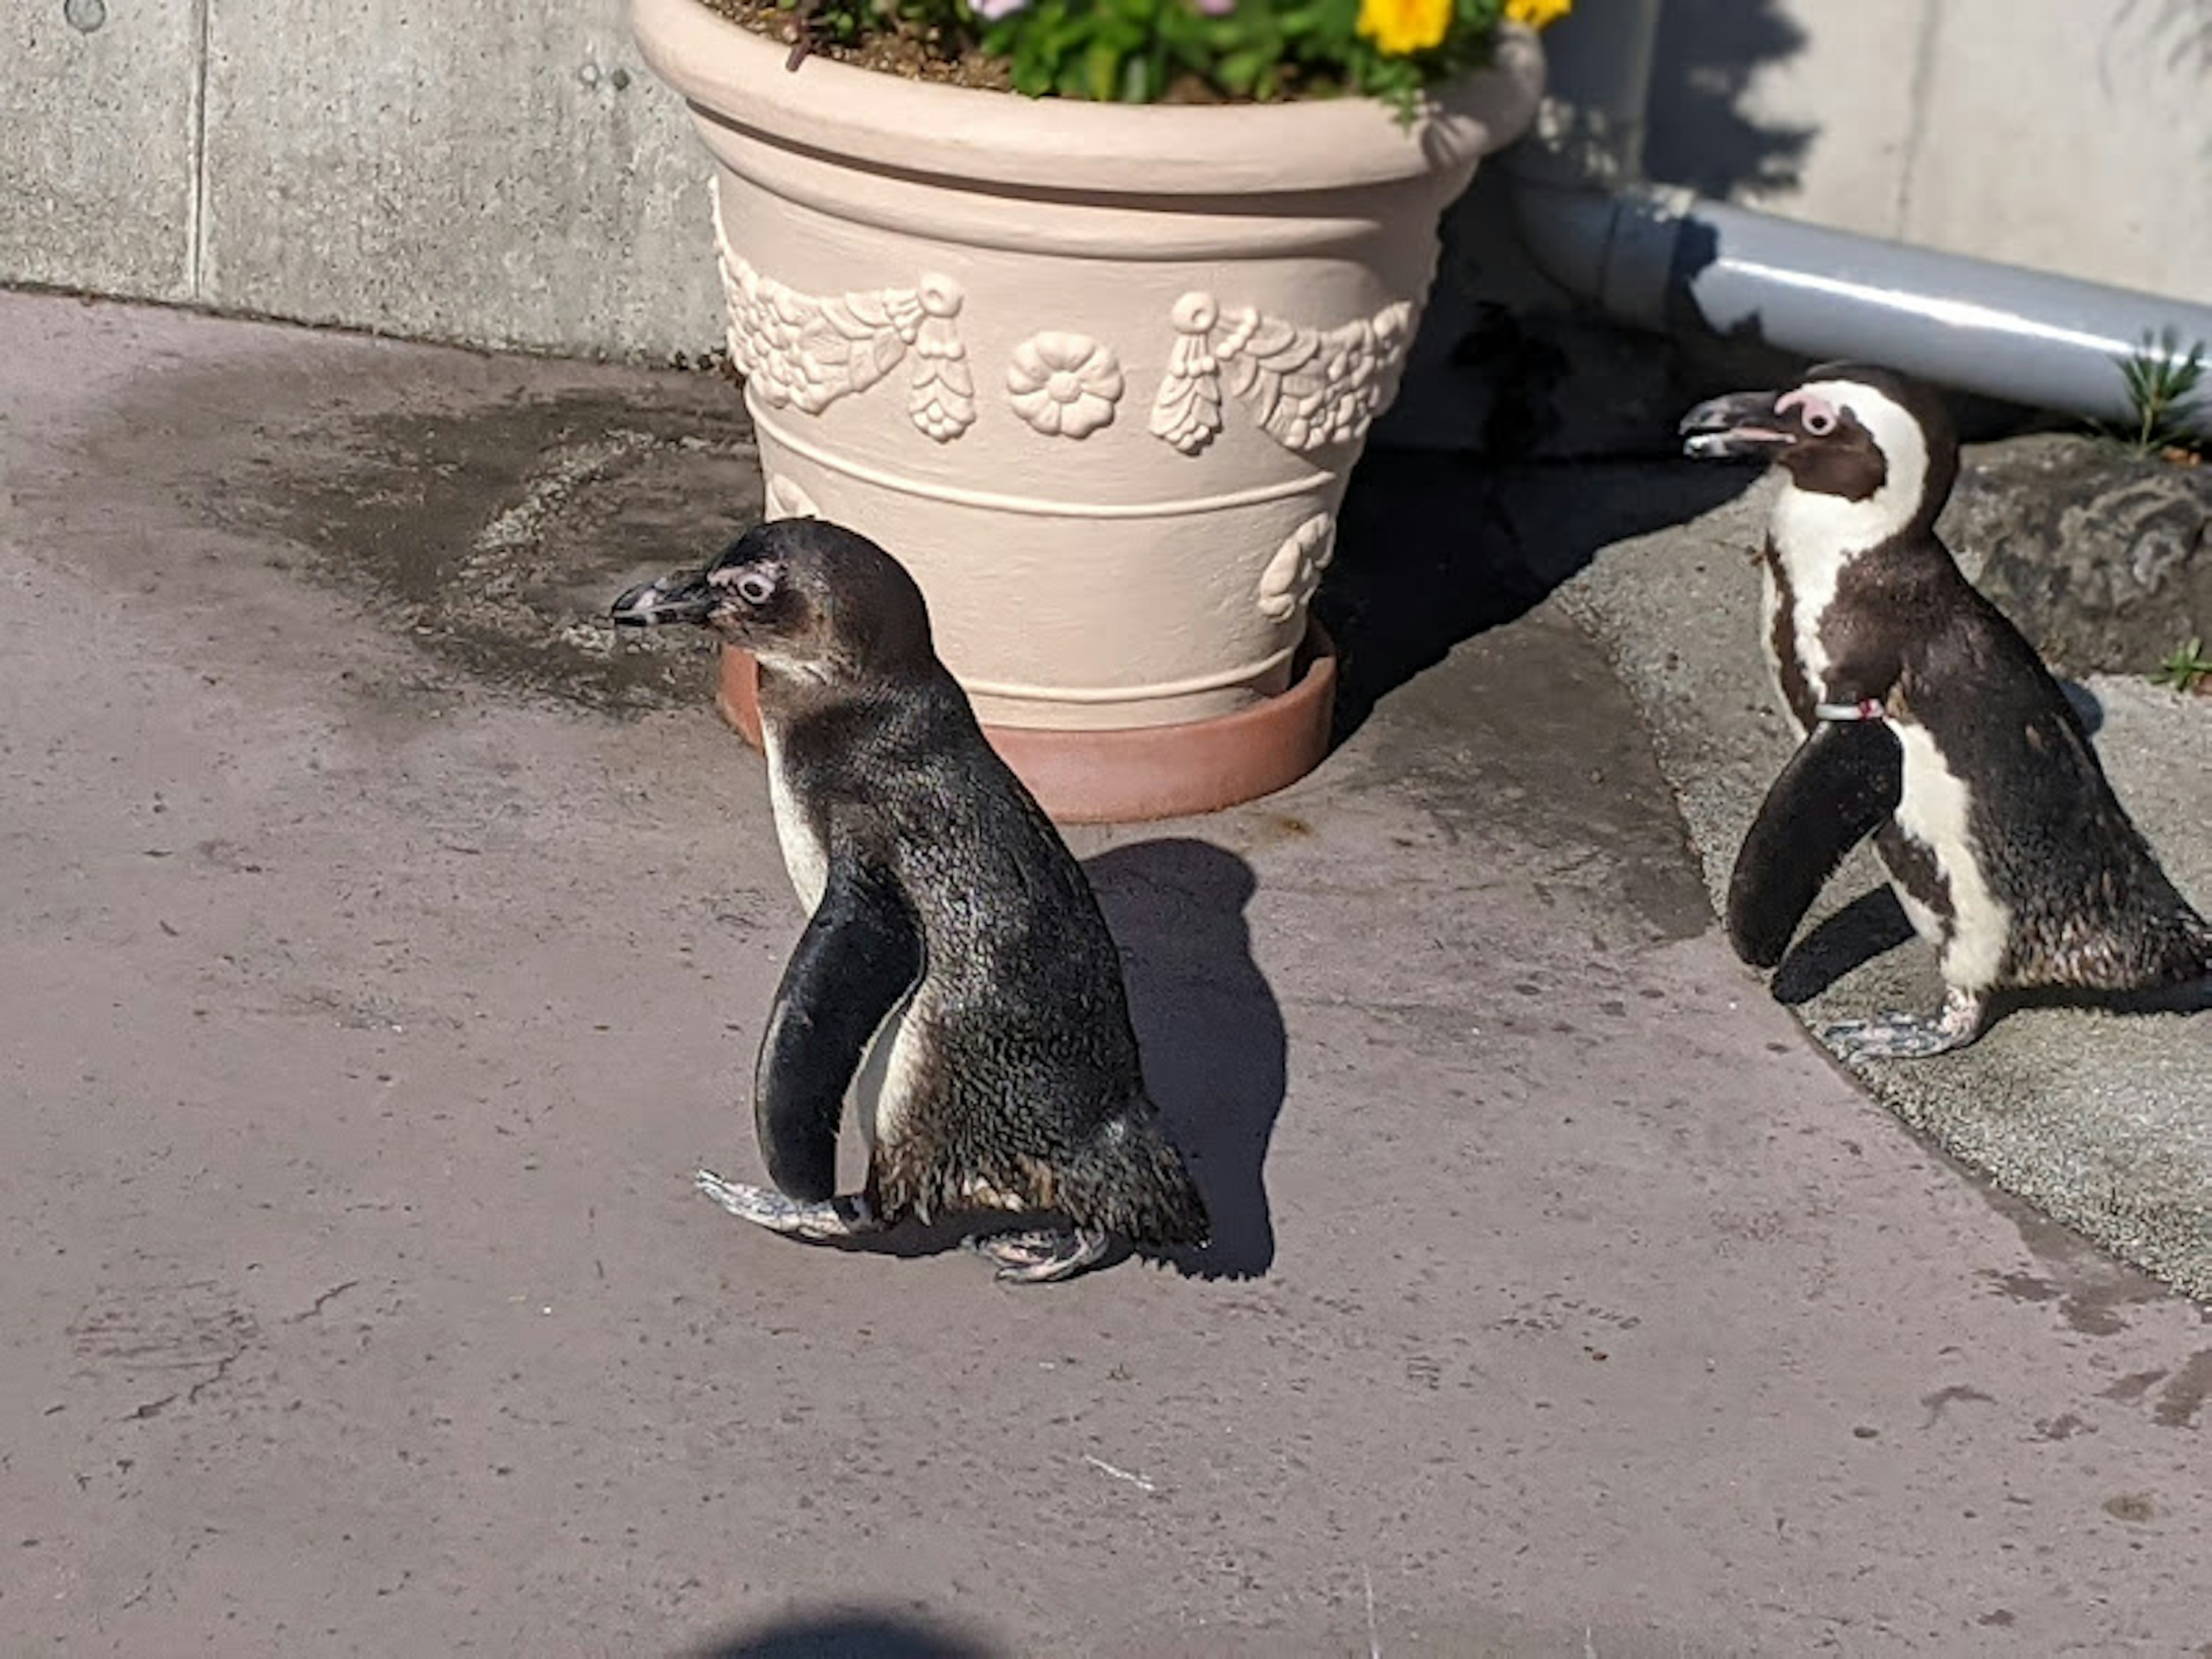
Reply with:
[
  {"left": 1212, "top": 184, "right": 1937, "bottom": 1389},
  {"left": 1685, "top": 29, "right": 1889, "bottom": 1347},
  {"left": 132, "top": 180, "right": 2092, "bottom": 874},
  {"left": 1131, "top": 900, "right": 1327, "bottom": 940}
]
[{"left": 2, "top": 292, "right": 2208, "bottom": 1657}]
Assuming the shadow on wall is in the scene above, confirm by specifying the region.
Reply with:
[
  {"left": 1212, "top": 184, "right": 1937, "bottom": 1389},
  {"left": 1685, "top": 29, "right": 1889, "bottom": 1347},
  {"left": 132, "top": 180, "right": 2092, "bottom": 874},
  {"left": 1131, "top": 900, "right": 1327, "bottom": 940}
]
[
  {"left": 1086, "top": 837, "right": 1287, "bottom": 1281},
  {"left": 2109, "top": 0, "right": 2212, "bottom": 94},
  {"left": 685, "top": 1608, "right": 1003, "bottom": 1658},
  {"left": 1641, "top": 0, "right": 1816, "bottom": 200},
  {"left": 2112, "top": 0, "right": 2212, "bottom": 172}
]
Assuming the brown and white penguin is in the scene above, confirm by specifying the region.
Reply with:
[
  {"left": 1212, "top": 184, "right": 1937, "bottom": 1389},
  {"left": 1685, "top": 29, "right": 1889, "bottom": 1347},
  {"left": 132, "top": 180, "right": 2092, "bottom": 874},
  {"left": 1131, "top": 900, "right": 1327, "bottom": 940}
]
[
  {"left": 1680, "top": 362, "right": 2212, "bottom": 1058},
  {"left": 611, "top": 517, "right": 1209, "bottom": 1280}
]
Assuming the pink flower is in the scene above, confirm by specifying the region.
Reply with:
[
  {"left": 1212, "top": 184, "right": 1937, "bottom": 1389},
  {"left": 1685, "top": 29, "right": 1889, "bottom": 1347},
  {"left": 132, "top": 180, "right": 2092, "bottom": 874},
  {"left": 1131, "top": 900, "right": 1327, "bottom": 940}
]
[{"left": 1194, "top": 0, "right": 1236, "bottom": 13}]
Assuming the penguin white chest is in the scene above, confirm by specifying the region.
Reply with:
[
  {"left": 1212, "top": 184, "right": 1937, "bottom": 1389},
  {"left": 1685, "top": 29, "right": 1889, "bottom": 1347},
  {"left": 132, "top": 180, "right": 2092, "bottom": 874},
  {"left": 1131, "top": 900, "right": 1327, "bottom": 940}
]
[
  {"left": 1768, "top": 502, "right": 1847, "bottom": 713},
  {"left": 849, "top": 983, "right": 929, "bottom": 1150},
  {"left": 1758, "top": 566, "right": 1787, "bottom": 716},
  {"left": 1889, "top": 718, "right": 2013, "bottom": 988},
  {"left": 760, "top": 725, "right": 828, "bottom": 916}
]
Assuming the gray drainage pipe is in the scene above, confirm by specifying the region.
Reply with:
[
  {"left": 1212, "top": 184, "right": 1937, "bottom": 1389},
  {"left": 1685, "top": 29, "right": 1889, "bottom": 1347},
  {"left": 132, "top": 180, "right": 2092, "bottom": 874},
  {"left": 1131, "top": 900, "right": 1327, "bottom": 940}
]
[{"left": 1503, "top": 3, "right": 2212, "bottom": 439}]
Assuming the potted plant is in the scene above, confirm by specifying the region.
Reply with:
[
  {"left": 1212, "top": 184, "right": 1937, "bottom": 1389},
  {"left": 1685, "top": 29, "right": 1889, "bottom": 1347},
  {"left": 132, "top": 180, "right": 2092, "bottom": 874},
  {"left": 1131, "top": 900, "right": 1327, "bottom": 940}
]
[{"left": 631, "top": 0, "right": 1554, "bottom": 820}]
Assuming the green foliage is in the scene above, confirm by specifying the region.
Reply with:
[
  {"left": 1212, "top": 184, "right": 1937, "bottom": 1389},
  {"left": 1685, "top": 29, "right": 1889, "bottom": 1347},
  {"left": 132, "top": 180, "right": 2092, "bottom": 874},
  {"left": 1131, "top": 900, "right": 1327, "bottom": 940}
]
[
  {"left": 2116, "top": 327, "right": 2209, "bottom": 455},
  {"left": 755, "top": 0, "right": 1518, "bottom": 116},
  {"left": 978, "top": 0, "right": 1507, "bottom": 114},
  {"left": 2152, "top": 636, "right": 2212, "bottom": 694}
]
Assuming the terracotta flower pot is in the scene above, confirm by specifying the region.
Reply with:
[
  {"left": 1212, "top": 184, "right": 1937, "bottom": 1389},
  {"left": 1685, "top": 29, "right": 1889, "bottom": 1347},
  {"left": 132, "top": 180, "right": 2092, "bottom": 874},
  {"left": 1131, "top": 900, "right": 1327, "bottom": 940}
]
[{"left": 631, "top": 0, "right": 1544, "bottom": 820}]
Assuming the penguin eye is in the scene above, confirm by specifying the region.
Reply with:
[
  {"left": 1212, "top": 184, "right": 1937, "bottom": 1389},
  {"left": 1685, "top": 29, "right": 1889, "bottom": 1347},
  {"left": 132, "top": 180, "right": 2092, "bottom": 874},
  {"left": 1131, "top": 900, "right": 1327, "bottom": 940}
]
[
  {"left": 735, "top": 571, "right": 777, "bottom": 605},
  {"left": 1801, "top": 408, "right": 1838, "bottom": 437}
]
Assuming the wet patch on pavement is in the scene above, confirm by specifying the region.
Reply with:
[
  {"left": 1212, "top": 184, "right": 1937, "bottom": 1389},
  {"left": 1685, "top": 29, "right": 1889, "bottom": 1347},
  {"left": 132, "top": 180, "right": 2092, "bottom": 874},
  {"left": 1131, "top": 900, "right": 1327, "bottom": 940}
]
[
  {"left": 79, "top": 355, "right": 762, "bottom": 715},
  {"left": 230, "top": 388, "right": 760, "bottom": 713}
]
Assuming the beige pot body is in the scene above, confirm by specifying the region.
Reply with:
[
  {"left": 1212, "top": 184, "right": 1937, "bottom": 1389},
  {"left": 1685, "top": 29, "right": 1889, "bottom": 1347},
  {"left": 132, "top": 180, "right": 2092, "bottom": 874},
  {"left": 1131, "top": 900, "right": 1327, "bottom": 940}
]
[{"left": 633, "top": 0, "right": 1544, "bottom": 730}]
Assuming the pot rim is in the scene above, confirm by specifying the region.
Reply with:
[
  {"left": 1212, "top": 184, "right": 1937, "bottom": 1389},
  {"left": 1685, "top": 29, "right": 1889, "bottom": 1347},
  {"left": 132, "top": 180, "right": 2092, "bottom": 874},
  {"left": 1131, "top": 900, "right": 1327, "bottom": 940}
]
[{"left": 630, "top": 0, "right": 1547, "bottom": 196}]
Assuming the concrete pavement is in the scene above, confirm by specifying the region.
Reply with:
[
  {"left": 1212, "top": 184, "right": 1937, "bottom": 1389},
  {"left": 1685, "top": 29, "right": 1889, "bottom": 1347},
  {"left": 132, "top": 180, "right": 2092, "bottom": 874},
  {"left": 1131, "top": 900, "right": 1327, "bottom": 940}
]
[{"left": 2, "top": 291, "right": 2207, "bottom": 1657}]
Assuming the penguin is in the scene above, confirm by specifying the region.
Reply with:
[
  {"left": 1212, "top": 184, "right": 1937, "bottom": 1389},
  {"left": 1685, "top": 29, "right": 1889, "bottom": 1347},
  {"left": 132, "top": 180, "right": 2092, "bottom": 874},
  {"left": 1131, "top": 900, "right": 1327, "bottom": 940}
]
[
  {"left": 1679, "top": 362, "right": 2212, "bottom": 1059},
  {"left": 609, "top": 517, "right": 1209, "bottom": 1281}
]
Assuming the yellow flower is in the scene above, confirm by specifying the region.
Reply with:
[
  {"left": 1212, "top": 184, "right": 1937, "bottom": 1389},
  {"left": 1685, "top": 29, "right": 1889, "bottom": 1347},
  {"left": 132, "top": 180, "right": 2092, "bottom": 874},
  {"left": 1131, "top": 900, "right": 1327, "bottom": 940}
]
[
  {"left": 1505, "top": 0, "right": 1572, "bottom": 28},
  {"left": 1357, "top": 0, "right": 1453, "bottom": 56}
]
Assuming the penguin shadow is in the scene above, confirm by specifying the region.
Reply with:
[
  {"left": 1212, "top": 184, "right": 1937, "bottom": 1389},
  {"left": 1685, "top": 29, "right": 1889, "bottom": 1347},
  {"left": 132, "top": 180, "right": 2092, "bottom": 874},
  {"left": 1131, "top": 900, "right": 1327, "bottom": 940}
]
[
  {"left": 1085, "top": 837, "right": 1288, "bottom": 1281},
  {"left": 681, "top": 1609, "right": 1001, "bottom": 1659},
  {"left": 2059, "top": 679, "right": 2105, "bottom": 736},
  {"left": 1770, "top": 888, "right": 1918, "bottom": 1005},
  {"left": 2002, "top": 979, "right": 2212, "bottom": 1021}
]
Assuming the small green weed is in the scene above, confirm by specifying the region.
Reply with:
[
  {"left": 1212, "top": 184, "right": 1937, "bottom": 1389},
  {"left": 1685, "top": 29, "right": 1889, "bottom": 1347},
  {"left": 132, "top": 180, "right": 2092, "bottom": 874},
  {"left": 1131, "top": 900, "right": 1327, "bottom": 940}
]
[
  {"left": 2116, "top": 328, "right": 2209, "bottom": 456},
  {"left": 2151, "top": 637, "right": 2212, "bottom": 694}
]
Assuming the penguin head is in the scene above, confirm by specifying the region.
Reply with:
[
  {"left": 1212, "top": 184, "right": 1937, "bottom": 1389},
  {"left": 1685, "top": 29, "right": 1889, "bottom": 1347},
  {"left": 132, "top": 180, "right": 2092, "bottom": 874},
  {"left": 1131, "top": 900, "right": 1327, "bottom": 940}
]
[
  {"left": 611, "top": 517, "right": 934, "bottom": 682},
  {"left": 1680, "top": 362, "right": 1959, "bottom": 535}
]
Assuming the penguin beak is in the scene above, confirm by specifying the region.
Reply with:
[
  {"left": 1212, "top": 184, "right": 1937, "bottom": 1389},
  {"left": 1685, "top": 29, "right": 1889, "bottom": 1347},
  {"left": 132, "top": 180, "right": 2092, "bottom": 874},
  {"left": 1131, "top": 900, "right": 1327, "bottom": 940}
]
[
  {"left": 610, "top": 570, "right": 715, "bottom": 628},
  {"left": 1679, "top": 391, "right": 1796, "bottom": 461}
]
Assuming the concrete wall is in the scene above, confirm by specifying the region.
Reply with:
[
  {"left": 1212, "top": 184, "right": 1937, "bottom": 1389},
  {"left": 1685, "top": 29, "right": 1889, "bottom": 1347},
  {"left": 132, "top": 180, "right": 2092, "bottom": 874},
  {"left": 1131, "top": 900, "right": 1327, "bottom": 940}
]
[
  {"left": 3, "top": 0, "right": 2207, "bottom": 358},
  {"left": 1643, "top": 0, "right": 2212, "bottom": 306},
  {"left": 9, "top": 1, "right": 203, "bottom": 304},
  {"left": 4, "top": 0, "right": 725, "bottom": 358}
]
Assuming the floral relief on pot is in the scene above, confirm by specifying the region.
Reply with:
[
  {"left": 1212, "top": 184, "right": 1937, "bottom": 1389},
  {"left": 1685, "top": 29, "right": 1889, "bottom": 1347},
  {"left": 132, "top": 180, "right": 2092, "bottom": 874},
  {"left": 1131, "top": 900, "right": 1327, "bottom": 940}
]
[
  {"left": 712, "top": 181, "right": 977, "bottom": 442},
  {"left": 1005, "top": 332, "right": 1125, "bottom": 439},
  {"left": 1256, "top": 513, "right": 1338, "bottom": 622},
  {"left": 1151, "top": 290, "right": 1417, "bottom": 456}
]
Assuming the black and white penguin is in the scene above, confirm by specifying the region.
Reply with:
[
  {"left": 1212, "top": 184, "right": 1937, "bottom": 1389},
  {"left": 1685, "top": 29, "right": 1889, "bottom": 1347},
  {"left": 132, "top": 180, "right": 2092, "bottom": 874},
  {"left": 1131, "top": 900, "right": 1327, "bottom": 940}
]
[
  {"left": 1680, "top": 362, "right": 2212, "bottom": 1059},
  {"left": 610, "top": 518, "right": 1209, "bottom": 1281}
]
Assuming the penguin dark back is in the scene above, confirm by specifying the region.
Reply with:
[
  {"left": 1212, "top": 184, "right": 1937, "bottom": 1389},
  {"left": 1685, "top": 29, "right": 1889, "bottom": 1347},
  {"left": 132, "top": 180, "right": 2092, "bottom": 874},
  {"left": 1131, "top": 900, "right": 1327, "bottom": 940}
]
[{"left": 611, "top": 517, "right": 1210, "bottom": 1284}]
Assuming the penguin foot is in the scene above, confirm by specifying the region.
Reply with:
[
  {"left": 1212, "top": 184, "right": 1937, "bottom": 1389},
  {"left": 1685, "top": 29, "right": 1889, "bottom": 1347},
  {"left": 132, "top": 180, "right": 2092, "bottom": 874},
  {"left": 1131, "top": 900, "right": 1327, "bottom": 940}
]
[
  {"left": 694, "top": 1169, "right": 877, "bottom": 1241},
  {"left": 1819, "top": 988, "right": 1987, "bottom": 1060},
  {"left": 962, "top": 1226, "right": 1115, "bottom": 1285}
]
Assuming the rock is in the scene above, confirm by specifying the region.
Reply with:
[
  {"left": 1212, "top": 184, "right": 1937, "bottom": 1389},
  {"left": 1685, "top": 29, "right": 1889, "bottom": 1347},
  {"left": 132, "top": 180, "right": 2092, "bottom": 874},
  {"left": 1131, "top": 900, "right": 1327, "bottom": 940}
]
[{"left": 1941, "top": 433, "right": 2211, "bottom": 678}]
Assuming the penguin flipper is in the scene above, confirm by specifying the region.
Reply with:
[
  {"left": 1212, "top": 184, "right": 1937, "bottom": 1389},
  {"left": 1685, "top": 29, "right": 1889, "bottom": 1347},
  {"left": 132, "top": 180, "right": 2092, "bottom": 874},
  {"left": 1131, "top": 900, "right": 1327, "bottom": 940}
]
[
  {"left": 1728, "top": 718, "right": 1903, "bottom": 969},
  {"left": 755, "top": 854, "right": 924, "bottom": 1203}
]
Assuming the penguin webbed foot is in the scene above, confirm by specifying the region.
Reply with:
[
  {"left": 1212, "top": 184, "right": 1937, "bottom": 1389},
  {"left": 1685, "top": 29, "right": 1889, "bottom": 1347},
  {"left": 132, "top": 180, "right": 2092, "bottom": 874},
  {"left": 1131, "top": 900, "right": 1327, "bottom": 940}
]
[
  {"left": 1819, "top": 987, "right": 1988, "bottom": 1060},
  {"left": 695, "top": 1169, "right": 879, "bottom": 1241},
  {"left": 961, "top": 1225, "right": 1117, "bottom": 1285}
]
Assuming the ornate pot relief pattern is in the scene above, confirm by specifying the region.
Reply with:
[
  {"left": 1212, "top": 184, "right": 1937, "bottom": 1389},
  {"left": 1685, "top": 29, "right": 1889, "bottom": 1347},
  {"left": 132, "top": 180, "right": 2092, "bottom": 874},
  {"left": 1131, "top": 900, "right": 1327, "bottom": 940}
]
[
  {"left": 1256, "top": 513, "right": 1337, "bottom": 621},
  {"left": 712, "top": 182, "right": 976, "bottom": 442},
  {"left": 637, "top": 0, "right": 1545, "bottom": 813},
  {"left": 1150, "top": 291, "right": 1417, "bottom": 456}
]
